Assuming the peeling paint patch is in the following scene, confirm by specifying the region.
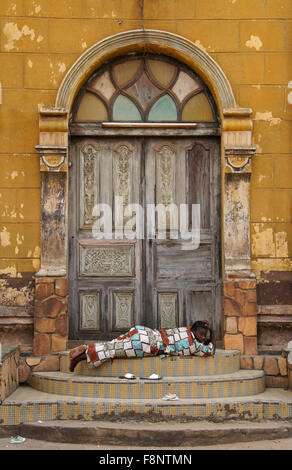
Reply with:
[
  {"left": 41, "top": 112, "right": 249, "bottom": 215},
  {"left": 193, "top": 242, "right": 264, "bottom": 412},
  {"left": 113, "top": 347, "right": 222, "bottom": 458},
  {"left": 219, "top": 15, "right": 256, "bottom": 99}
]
[
  {"left": 27, "top": 0, "right": 42, "bottom": 16},
  {"left": 103, "top": 10, "right": 117, "bottom": 18},
  {"left": 32, "top": 259, "right": 41, "bottom": 270},
  {"left": 251, "top": 259, "right": 292, "bottom": 281},
  {"left": 28, "top": 60, "right": 33, "bottom": 68},
  {"left": 11, "top": 171, "right": 18, "bottom": 180},
  {"left": 255, "top": 111, "right": 282, "bottom": 126},
  {"left": 195, "top": 40, "right": 208, "bottom": 53},
  {"left": 276, "top": 232, "right": 288, "bottom": 258},
  {"left": 0, "top": 266, "right": 17, "bottom": 278},
  {"left": 0, "top": 280, "right": 34, "bottom": 305},
  {"left": 252, "top": 225, "right": 289, "bottom": 259},
  {"left": 0, "top": 227, "right": 11, "bottom": 248},
  {"left": 252, "top": 225, "right": 275, "bottom": 257},
  {"left": 257, "top": 173, "right": 268, "bottom": 183},
  {"left": 37, "top": 35, "right": 43, "bottom": 43},
  {"left": 288, "top": 80, "right": 292, "bottom": 105},
  {"left": 245, "top": 35, "right": 263, "bottom": 51},
  {"left": 58, "top": 62, "right": 66, "bottom": 74},
  {"left": 3, "top": 23, "right": 36, "bottom": 51},
  {"left": 8, "top": 3, "right": 17, "bottom": 15},
  {"left": 48, "top": 60, "right": 67, "bottom": 86},
  {"left": 33, "top": 246, "right": 41, "bottom": 258},
  {"left": 82, "top": 42, "right": 87, "bottom": 49},
  {"left": 16, "top": 233, "right": 24, "bottom": 245},
  {"left": 255, "top": 133, "right": 262, "bottom": 154},
  {"left": 2, "top": 206, "right": 17, "bottom": 219}
]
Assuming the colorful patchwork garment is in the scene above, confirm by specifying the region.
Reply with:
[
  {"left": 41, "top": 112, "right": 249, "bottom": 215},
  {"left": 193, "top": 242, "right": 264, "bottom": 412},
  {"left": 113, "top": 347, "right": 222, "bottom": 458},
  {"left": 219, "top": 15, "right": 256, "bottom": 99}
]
[{"left": 86, "top": 325, "right": 214, "bottom": 368}]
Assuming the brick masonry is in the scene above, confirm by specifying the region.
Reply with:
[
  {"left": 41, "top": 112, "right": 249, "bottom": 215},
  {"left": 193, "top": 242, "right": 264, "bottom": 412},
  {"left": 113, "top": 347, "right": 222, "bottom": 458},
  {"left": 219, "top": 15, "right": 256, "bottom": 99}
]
[{"left": 33, "top": 278, "right": 68, "bottom": 356}]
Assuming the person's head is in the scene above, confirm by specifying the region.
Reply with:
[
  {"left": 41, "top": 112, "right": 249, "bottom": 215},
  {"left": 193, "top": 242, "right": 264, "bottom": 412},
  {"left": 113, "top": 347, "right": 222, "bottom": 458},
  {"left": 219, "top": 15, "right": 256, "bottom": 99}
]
[{"left": 191, "top": 321, "right": 210, "bottom": 344}]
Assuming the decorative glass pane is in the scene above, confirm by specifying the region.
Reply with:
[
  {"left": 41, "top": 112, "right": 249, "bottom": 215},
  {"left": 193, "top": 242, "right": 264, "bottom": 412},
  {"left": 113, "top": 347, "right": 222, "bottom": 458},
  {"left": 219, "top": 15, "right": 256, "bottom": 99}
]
[
  {"left": 90, "top": 70, "right": 116, "bottom": 101},
  {"left": 172, "top": 71, "right": 200, "bottom": 102},
  {"left": 113, "top": 95, "right": 142, "bottom": 121},
  {"left": 76, "top": 93, "right": 108, "bottom": 121},
  {"left": 146, "top": 60, "right": 177, "bottom": 88},
  {"left": 126, "top": 72, "right": 161, "bottom": 109},
  {"left": 73, "top": 55, "right": 218, "bottom": 125},
  {"left": 112, "top": 60, "right": 142, "bottom": 87},
  {"left": 182, "top": 93, "right": 214, "bottom": 121},
  {"left": 148, "top": 94, "right": 177, "bottom": 121}
]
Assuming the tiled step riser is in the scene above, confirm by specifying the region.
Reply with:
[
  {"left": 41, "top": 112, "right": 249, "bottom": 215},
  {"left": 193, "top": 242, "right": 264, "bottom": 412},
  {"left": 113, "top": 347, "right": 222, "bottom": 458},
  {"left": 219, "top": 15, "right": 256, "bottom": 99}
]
[
  {"left": 28, "top": 375, "right": 265, "bottom": 399},
  {"left": 60, "top": 352, "right": 240, "bottom": 377},
  {"left": 1, "top": 399, "right": 291, "bottom": 426}
]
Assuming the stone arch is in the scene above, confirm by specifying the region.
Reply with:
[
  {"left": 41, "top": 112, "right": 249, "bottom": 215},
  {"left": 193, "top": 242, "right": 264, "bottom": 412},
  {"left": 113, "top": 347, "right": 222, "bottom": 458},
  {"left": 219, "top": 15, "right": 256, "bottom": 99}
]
[{"left": 56, "top": 29, "right": 236, "bottom": 116}]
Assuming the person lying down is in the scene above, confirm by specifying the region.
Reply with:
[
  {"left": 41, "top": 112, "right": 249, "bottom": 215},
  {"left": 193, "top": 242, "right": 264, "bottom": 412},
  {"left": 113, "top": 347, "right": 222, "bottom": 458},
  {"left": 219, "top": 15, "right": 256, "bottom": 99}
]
[{"left": 69, "top": 320, "right": 216, "bottom": 372}]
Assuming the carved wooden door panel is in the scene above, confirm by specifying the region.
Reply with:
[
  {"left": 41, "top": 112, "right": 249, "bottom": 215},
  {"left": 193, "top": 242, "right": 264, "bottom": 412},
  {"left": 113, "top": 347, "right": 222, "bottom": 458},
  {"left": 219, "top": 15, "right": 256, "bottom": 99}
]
[
  {"left": 144, "top": 137, "right": 221, "bottom": 338},
  {"left": 69, "top": 136, "right": 221, "bottom": 340},
  {"left": 69, "top": 138, "right": 143, "bottom": 340}
]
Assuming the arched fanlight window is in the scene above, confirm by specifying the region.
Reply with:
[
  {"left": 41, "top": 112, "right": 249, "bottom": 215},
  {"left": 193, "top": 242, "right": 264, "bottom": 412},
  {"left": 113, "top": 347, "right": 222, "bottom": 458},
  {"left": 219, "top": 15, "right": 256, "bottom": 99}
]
[{"left": 72, "top": 54, "right": 218, "bottom": 124}]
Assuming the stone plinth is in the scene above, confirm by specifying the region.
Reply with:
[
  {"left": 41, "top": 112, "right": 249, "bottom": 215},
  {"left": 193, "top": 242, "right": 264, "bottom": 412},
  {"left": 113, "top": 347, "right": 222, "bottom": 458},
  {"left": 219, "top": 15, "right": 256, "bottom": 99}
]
[
  {"left": 223, "top": 275, "right": 258, "bottom": 355},
  {"left": 0, "top": 346, "right": 19, "bottom": 402},
  {"left": 33, "top": 279, "right": 68, "bottom": 356}
]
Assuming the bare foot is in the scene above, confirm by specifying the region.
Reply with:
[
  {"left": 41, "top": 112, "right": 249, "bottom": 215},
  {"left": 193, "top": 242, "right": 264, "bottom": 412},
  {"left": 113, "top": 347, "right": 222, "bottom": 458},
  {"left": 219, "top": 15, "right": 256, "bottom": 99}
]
[{"left": 69, "top": 345, "right": 87, "bottom": 360}]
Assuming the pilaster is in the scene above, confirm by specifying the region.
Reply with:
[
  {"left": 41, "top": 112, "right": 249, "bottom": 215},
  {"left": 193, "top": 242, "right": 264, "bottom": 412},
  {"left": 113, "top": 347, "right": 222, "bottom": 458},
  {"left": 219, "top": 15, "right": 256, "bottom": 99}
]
[{"left": 222, "top": 108, "right": 257, "bottom": 354}]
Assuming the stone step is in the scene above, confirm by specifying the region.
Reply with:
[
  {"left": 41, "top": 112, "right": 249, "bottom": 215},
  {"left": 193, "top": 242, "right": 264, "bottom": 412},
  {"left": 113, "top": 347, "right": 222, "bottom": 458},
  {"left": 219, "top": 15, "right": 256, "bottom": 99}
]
[
  {"left": 60, "top": 349, "right": 240, "bottom": 377},
  {"left": 1, "top": 385, "right": 292, "bottom": 425},
  {"left": 2, "top": 419, "right": 292, "bottom": 447},
  {"left": 27, "top": 370, "right": 265, "bottom": 399}
]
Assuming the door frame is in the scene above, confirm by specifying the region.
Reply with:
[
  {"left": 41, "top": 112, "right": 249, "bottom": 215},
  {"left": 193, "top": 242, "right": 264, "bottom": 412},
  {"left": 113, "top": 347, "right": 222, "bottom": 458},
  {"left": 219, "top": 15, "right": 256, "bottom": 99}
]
[{"left": 34, "top": 30, "right": 258, "bottom": 355}]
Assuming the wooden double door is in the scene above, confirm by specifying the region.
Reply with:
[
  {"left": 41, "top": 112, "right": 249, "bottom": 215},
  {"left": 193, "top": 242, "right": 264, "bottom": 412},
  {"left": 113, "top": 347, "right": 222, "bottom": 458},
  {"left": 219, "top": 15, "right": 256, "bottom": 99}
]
[{"left": 69, "top": 136, "right": 221, "bottom": 340}]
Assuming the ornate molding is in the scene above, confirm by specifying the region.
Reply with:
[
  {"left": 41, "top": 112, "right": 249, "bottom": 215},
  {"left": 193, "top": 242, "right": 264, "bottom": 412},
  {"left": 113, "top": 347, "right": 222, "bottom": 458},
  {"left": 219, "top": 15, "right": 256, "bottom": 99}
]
[
  {"left": 36, "top": 145, "right": 67, "bottom": 172},
  {"left": 79, "top": 245, "right": 135, "bottom": 277},
  {"left": 155, "top": 144, "right": 176, "bottom": 205},
  {"left": 55, "top": 29, "right": 236, "bottom": 113},
  {"left": 80, "top": 292, "right": 100, "bottom": 330},
  {"left": 113, "top": 292, "right": 133, "bottom": 329},
  {"left": 225, "top": 146, "right": 256, "bottom": 173}
]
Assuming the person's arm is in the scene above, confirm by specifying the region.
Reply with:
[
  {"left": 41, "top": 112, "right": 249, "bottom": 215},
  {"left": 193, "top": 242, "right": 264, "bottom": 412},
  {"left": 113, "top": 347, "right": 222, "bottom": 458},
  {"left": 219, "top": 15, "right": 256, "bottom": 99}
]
[{"left": 203, "top": 320, "right": 216, "bottom": 354}]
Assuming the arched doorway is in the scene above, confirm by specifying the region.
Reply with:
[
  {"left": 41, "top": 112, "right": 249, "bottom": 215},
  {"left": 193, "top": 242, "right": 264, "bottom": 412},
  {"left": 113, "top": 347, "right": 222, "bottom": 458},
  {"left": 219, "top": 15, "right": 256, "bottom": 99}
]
[
  {"left": 35, "top": 30, "right": 257, "bottom": 356},
  {"left": 68, "top": 54, "right": 221, "bottom": 341}
]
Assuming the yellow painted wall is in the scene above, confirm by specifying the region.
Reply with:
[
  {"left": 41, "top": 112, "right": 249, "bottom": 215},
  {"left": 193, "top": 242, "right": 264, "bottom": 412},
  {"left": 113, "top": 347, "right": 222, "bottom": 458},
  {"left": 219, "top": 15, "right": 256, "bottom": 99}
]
[{"left": 0, "top": 0, "right": 291, "bottom": 279}]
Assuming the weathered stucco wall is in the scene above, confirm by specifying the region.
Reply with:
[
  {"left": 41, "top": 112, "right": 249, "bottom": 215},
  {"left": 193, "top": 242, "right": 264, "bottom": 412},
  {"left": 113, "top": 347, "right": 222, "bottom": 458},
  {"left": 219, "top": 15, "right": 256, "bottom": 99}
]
[{"left": 0, "top": 0, "right": 291, "bottom": 352}]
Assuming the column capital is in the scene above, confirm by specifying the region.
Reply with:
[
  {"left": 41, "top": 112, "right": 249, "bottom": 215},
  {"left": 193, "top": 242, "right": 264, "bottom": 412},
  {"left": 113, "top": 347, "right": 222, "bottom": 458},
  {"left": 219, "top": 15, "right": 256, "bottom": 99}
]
[
  {"left": 35, "top": 145, "right": 68, "bottom": 172},
  {"left": 36, "top": 106, "right": 69, "bottom": 172},
  {"left": 224, "top": 146, "right": 257, "bottom": 173}
]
